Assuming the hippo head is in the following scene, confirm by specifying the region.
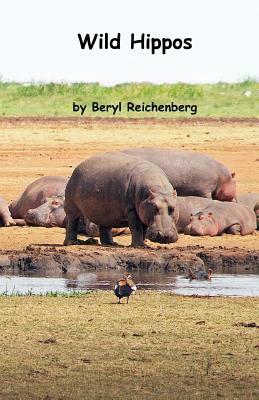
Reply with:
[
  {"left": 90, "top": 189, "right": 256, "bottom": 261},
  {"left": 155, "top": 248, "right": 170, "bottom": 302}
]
[
  {"left": 214, "top": 172, "right": 236, "bottom": 201},
  {"left": 255, "top": 202, "right": 259, "bottom": 230},
  {"left": 25, "top": 195, "right": 66, "bottom": 227},
  {"left": 139, "top": 189, "right": 179, "bottom": 244},
  {"left": 184, "top": 212, "right": 218, "bottom": 236}
]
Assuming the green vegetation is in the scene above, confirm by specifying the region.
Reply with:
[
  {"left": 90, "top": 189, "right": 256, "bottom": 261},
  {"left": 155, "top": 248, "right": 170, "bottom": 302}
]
[
  {"left": 0, "top": 292, "right": 259, "bottom": 399},
  {"left": 0, "top": 79, "right": 258, "bottom": 118}
]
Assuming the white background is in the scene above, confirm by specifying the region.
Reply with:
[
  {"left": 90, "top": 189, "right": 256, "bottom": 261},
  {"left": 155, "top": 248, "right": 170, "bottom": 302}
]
[{"left": 0, "top": 0, "right": 258, "bottom": 84}]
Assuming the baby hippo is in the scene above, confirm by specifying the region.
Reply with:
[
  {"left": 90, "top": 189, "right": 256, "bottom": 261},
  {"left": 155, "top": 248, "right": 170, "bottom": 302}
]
[
  {"left": 184, "top": 201, "right": 256, "bottom": 236},
  {"left": 0, "top": 196, "right": 16, "bottom": 227},
  {"left": 188, "top": 268, "right": 212, "bottom": 280}
]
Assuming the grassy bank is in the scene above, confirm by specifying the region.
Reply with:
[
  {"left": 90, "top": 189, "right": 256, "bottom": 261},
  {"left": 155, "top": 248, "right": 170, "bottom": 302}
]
[
  {"left": 0, "top": 80, "right": 258, "bottom": 118},
  {"left": 0, "top": 292, "right": 259, "bottom": 399}
]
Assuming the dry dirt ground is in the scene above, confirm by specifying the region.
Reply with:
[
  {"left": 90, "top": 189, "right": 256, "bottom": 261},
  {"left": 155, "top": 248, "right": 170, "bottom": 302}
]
[{"left": 0, "top": 117, "right": 258, "bottom": 252}]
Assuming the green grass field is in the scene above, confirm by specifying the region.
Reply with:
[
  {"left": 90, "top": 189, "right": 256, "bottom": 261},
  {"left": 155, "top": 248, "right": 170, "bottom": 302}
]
[
  {"left": 0, "top": 79, "right": 258, "bottom": 118},
  {"left": 0, "top": 292, "right": 259, "bottom": 399}
]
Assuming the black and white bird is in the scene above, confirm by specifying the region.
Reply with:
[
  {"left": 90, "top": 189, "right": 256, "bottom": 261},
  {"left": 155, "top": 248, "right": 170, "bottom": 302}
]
[{"left": 114, "top": 275, "right": 137, "bottom": 304}]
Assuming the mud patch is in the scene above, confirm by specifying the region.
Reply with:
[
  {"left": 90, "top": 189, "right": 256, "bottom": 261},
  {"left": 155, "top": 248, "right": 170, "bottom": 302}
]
[
  {"left": 0, "top": 245, "right": 258, "bottom": 276},
  {"left": 0, "top": 116, "right": 258, "bottom": 129}
]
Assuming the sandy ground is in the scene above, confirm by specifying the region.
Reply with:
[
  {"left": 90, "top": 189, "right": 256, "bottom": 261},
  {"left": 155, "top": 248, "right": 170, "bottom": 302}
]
[{"left": 0, "top": 117, "right": 258, "bottom": 251}]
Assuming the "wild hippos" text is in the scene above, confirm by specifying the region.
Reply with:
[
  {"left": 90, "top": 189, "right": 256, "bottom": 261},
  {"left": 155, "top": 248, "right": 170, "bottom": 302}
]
[{"left": 77, "top": 33, "right": 192, "bottom": 55}]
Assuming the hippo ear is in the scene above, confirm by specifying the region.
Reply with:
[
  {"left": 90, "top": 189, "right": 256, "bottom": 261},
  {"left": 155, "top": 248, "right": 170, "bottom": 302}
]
[
  {"left": 172, "top": 190, "right": 177, "bottom": 197},
  {"left": 231, "top": 172, "right": 235, "bottom": 178}
]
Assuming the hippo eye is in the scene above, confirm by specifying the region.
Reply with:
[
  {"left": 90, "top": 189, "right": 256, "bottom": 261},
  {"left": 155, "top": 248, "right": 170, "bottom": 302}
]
[
  {"left": 151, "top": 204, "right": 159, "bottom": 213},
  {"left": 168, "top": 206, "right": 174, "bottom": 215},
  {"left": 52, "top": 201, "right": 59, "bottom": 206}
]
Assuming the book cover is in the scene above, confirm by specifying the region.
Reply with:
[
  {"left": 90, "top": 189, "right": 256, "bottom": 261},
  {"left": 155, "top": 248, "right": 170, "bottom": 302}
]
[{"left": 0, "top": 1, "right": 258, "bottom": 399}]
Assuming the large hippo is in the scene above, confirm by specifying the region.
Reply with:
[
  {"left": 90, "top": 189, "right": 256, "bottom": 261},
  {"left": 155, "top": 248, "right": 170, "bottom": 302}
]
[
  {"left": 237, "top": 193, "right": 259, "bottom": 230},
  {"left": 122, "top": 148, "right": 236, "bottom": 201},
  {"left": 0, "top": 196, "right": 16, "bottom": 227},
  {"left": 64, "top": 152, "right": 179, "bottom": 247},
  {"left": 184, "top": 201, "right": 256, "bottom": 236},
  {"left": 9, "top": 176, "right": 69, "bottom": 227}
]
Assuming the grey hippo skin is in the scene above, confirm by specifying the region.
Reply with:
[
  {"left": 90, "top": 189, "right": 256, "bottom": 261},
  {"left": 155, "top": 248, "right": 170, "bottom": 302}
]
[
  {"left": 64, "top": 152, "right": 179, "bottom": 247},
  {"left": 175, "top": 196, "right": 214, "bottom": 233},
  {"left": 184, "top": 201, "right": 256, "bottom": 236},
  {"left": 9, "top": 176, "right": 69, "bottom": 227},
  {"left": 122, "top": 148, "right": 236, "bottom": 201},
  {"left": 0, "top": 196, "right": 16, "bottom": 227},
  {"left": 237, "top": 193, "right": 259, "bottom": 230},
  {"left": 8, "top": 176, "right": 126, "bottom": 236}
]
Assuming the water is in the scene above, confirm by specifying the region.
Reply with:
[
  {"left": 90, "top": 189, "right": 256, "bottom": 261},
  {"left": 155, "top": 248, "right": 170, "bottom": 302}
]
[{"left": 0, "top": 270, "right": 259, "bottom": 297}]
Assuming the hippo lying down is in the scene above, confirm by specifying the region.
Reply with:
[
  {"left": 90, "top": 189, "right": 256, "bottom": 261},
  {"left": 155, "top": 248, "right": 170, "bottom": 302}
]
[
  {"left": 9, "top": 176, "right": 69, "bottom": 228},
  {"left": 237, "top": 193, "right": 259, "bottom": 230},
  {"left": 123, "top": 148, "right": 236, "bottom": 201},
  {"left": 0, "top": 196, "right": 16, "bottom": 227},
  {"left": 7, "top": 176, "right": 125, "bottom": 237},
  {"left": 184, "top": 201, "right": 256, "bottom": 236}
]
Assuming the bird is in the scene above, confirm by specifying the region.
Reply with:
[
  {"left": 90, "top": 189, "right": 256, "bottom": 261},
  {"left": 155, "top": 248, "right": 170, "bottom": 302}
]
[
  {"left": 188, "top": 268, "right": 212, "bottom": 280},
  {"left": 114, "top": 274, "right": 137, "bottom": 304}
]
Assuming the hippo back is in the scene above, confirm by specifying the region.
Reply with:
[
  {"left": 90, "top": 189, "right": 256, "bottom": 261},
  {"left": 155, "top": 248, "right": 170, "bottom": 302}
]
[{"left": 123, "top": 148, "right": 235, "bottom": 200}]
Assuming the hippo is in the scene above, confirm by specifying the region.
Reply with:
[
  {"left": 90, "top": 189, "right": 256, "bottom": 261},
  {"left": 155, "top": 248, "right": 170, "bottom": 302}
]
[
  {"left": 9, "top": 176, "right": 126, "bottom": 236},
  {"left": 0, "top": 196, "right": 16, "bottom": 227},
  {"left": 188, "top": 268, "right": 212, "bottom": 280},
  {"left": 184, "top": 201, "right": 256, "bottom": 236},
  {"left": 175, "top": 196, "right": 214, "bottom": 233},
  {"left": 9, "top": 176, "right": 69, "bottom": 227},
  {"left": 237, "top": 193, "right": 259, "bottom": 230},
  {"left": 64, "top": 151, "right": 179, "bottom": 247},
  {"left": 122, "top": 148, "right": 236, "bottom": 201}
]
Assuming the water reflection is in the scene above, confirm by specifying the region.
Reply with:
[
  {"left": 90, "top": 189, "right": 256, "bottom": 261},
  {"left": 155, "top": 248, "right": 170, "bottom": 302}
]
[{"left": 0, "top": 271, "right": 259, "bottom": 297}]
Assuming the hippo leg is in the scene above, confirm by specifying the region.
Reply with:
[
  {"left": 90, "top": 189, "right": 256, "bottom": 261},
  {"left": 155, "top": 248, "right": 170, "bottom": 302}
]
[
  {"left": 226, "top": 224, "right": 241, "bottom": 235},
  {"left": 143, "top": 225, "right": 147, "bottom": 239},
  {"left": 64, "top": 216, "right": 80, "bottom": 245},
  {"left": 99, "top": 226, "right": 116, "bottom": 246},
  {"left": 3, "top": 217, "right": 16, "bottom": 227},
  {"left": 13, "top": 219, "right": 27, "bottom": 226},
  {"left": 128, "top": 209, "right": 145, "bottom": 247}
]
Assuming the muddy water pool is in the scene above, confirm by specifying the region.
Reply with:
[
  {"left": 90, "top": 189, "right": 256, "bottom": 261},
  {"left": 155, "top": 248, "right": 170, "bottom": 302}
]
[{"left": 0, "top": 270, "right": 259, "bottom": 297}]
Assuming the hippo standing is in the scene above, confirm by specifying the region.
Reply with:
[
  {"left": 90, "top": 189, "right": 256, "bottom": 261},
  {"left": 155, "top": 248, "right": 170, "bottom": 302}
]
[
  {"left": 237, "top": 193, "right": 259, "bottom": 230},
  {"left": 64, "top": 152, "right": 179, "bottom": 247},
  {"left": 122, "top": 148, "right": 236, "bottom": 201},
  {"left": 9, "top": 176, "right": 69, "bottom": 227},
  {"left": 184, "top": 201, "right": 256, "bottom": 236},
  {"left": 0, "top": 196, "right": 16, "bottom": 227}
]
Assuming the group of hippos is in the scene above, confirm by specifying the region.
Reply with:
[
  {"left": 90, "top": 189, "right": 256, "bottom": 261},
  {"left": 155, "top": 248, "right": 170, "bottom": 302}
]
[{"left": 0, "top": 148, "right": 258, "bottom": 247}]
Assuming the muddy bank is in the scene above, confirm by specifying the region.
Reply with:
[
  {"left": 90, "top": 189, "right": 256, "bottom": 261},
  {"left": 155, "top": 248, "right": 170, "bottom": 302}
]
[{"left": 0, "top": 245, "right": 258, "bottom": 276}]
